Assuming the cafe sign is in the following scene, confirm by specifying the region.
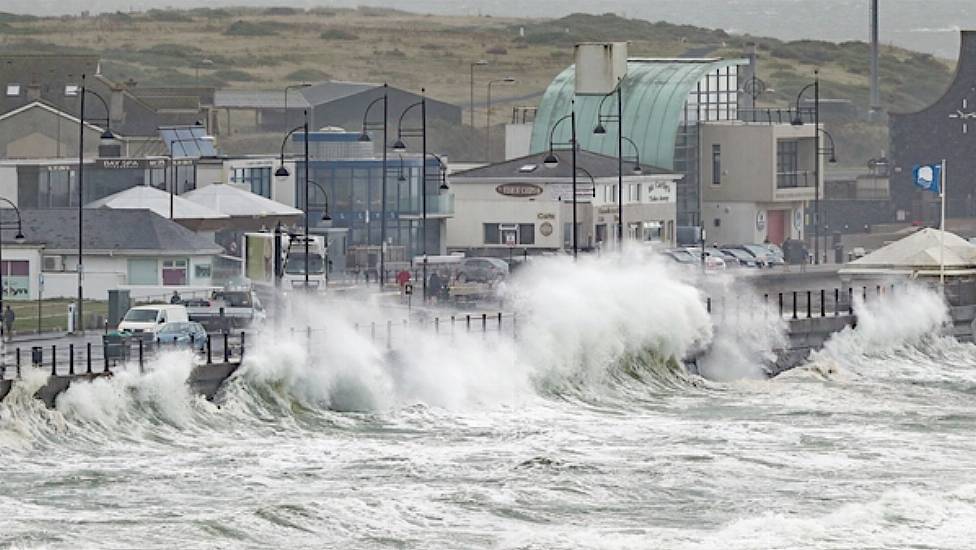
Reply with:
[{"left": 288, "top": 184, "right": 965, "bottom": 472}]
[{"left": 496, "top": 183, "right": 543, "bottom": 198}]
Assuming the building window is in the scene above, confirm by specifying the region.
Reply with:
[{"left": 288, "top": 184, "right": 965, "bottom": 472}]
[
  {"left": 162, "top": 258, "right": 189, "bottom": 286},
  {"left": 1, "top": 260, "right": 30, "bottom": 299},
  {"left": 777, "top": 140, "right": 801, "bottom": 188},
  {"left": 5, "top": 84, "right": 21, "bottom": 97},
  {"left": 232, "top": 167, "right": 272, "bottom": 198},
  {"left": 194, "top": 264, "right": 212, "bottom": 280},
  {"left": 596, "top": 224, "right": 607, "bottom": 243},
  {"left": 711, "top": 144, "right": 721, "bottom": 185},
  {"left": 127, "top": 259, "right": 159, "bottom": 285},
  {"left": 629, "top": 183, "right": 641, "bottom": 202},
  {"left": 483, "top": 223, "right": 500, "bottom": 244},
  {"left": 484, "top": 223, "right": 536, "bottom": 245}
]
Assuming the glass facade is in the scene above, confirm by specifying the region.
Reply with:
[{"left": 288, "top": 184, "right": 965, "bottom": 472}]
[
  {"left": 17, "top": 161, "right": 192, "bottom": 208},
  {"left": 231, "top": 166, "right": 272, "bottom": 198},
  {"left": 298, "top": 156, "right": 451, "bottom": 261}
]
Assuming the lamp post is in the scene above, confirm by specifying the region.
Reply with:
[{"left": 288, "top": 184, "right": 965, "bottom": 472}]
[
  {"left": 594, "top": 81, "right": 626, "bottom": 247},
  {"left": 486, "top": 77, "right": 516, "bottom": 162},
  {"left": 792, "top": 70, "right": 820, "bottom": 264},
  {"left": 0, "top": 198, "right": 25, "bottom": 340},
  {"left": 284, "top": 83, "right": 311, "bottom": 132},
  {"left": 359, "top": 83, "right": 388, "bottom": 288},
  {"left": 392, "top": 90, "right": 430, "bottom": 300},
  {"left": 542, "top": 103, "right": 578, "bottom": 258},
  {"left": 469, "top": 60, "right": 488, "bottom": 128},
  {"left": 274, "top": 110, "right": 311, "bottom": 290},
  {"left": 75, "top": 73, "right": 113, "bottom": 334}
]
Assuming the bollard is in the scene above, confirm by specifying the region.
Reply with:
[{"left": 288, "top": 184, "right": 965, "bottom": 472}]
[
  {"left": 820, "top": 289, "right": 826, "bottom": 317},
  {"left": 51, "top": 344, "right": 57, "bottom": 376},
  {"left": 451, "top": 315, "right": 456, "bottom": 335},
  {"left": 86, "top": 342, "right": 92, "bottom": 374},
  {"left": 138, "top": 338, "right": 144, "bottom": 374},
  {"left": 206, "top": 337, "right": 212, "bottom": 364},
  {"left": 877, "top": 284, "right": 881, "bottom": 297},
  {"left": 862, "top": 286, "right": 867, "bottom": 302},
  {"left": 497, "top": 312, "right": 503, "bottom": 332},
  {"left": 387, "top": 320, "right": 392, "bottom": 350},
  {"left": 706, "top": 297, "right": 711, "bottom": 314},
  {"left": 223, "top": 332, "right": 230, "bottom": 363},
  {"left": 466, "top": 315, "right": 471, "bottom": 332},
  {"left": 481, "top": 313, "right": 487, "bottom": 336},
  {"left": 792, "top": 291, "right": 798, "bottom": 319},
  {"left": 69, "top": 343, "right": 75, "bottom": 375},
  {"left": 763, "top": 294, "right": 768, "bottom": 318},
  {"left": 806, "top": 290, "right": 812, "bottom": 319},
  {"left": 778, "top": 293, "right": 784, "bottom": 316},
  {"left": 848, "top": 288, "right": 854, "bottom": 315},
  {"left": 16, "top": 348, "right": 21, "bottom": 378},
  {"left": 434, "top": 318, "right": 439, "bottom": 334},
  {"left": 103, "top": 340, "right": 110, "bottom": 373},
  {"left": 240, "top": 331, "right": 246, "bottom": 359},
  {"left": 190, "top": 333, "right": 195, "bottom": 350}
]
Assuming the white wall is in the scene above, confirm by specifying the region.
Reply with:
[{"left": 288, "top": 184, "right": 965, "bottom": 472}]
[
  {"left": 0, "top": 165, "right": 17, "bottom": 203},
  {"left": 2, "top": 246, "right": 41, "bottom": 301},
  {"left": 448, "top": 183, "right": 563, "bottom": 250},
  {"left": 39, "top": 253, "right": 218, "bottom": 300},
  {"left": 703, "top": 201, "right": 805, "bottom": 245},
  {"left": 505, "top": 124, "right": 533, "bottom": 160}
]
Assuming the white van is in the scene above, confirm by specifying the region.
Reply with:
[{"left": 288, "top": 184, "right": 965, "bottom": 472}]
[{"left": 118, "top": 304, "right": 190, "bottom": 334}]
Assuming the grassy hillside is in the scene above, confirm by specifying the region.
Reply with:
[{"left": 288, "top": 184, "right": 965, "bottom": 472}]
[{"left": 0, "top": 8, "right": 954, "bottom": 164}]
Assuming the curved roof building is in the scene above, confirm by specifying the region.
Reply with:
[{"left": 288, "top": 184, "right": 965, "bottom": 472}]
[{"left": 530, "top": 57, "right": 748, "bottom": 226}]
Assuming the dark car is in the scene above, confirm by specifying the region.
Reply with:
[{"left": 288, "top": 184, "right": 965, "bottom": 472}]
[
  {"left": 721, "top": 248, "right": 763, "bottom": 268},
  {"left": 457, "top": 257, "right": 509, "bottom": 283},
  {"left": 155, "top": 321, "right": 208, "bottom": 351}
]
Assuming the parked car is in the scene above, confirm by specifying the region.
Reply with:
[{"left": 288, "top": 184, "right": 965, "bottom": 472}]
[
  {"left": 186, "top": 290, "right": 265, "bottom": 330},
  {"left": 663, "top": 248, "right": 697, "bottom": 264},
  {"left": 118, "top": 304, "right": 190, "bottom": 334},
  {"left": 155, "top": 321, "right": 208, "bottom": 351},
  {"left": 721, "top": 247, "right": 764, "bottom": 268},
  {"left": 725, "top": 244, "right": 776, "bottom": 267},
  {"left": 456, "top": 257, "right": 509, "bottom": 283}
]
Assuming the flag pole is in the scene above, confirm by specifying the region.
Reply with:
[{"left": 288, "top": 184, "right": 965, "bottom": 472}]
[{"left": 940, "top": 158, "right": 946, "bottom": 289}]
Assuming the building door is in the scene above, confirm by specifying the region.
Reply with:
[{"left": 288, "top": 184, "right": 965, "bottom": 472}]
[{"left": 767, "top": 210, "right": 787, "bottom": 244}]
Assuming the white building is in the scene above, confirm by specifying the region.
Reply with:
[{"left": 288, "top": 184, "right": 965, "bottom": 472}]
[
  {"left": 447, "top": 150, "right": 680, "bottom": 256},
  {"left": 699, "top": 121, "right": 820, "bottom": 245},
  {"left": 1, "top": 208, "right": 223, "bottom": 304}
]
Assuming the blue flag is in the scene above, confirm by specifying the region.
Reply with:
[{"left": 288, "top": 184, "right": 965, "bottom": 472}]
[{"left": 913, "top": 163, "right": 941, "bottom": 193}]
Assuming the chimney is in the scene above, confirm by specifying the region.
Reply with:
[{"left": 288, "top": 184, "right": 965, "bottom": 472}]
[{"left": 26, "top": 82, "right": 41, "bottom": 101}]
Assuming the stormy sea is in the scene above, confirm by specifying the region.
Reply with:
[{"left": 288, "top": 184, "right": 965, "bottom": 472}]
[{"left": 2, "top": 252, "right": 974, "bottom": 549}]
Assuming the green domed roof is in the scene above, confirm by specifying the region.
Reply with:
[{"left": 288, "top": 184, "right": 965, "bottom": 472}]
[{"left": 529, "top": 58, "right": 747, "bottom": 170}]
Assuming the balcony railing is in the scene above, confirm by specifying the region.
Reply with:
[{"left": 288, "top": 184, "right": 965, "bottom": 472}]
[
  {"left": 776, "top": 170, "right": 816, "bottom": 189},
  {"left": 398, "top": 194, "right": 454, "bottom": 217}
]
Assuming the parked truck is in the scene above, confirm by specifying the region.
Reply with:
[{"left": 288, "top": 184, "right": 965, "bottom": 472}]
[{"left": 243, "top": 232, "right": 328, "bottom": 295}]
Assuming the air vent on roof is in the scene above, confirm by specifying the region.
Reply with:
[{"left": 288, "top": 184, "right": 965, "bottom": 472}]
[{"left": 518, "top": 164, "right": 538, "bottom": 173}]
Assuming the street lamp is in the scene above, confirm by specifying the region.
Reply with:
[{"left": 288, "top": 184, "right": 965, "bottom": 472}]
[
  {"left": 486, "top": 77, "right": 516, "bottom": 162},
  {"left": 359, "top": 83, "right": 388, "bottom": 287},
  {"left": 469, "top": 60, "right": 488, "bottom": 128},
  {"left": 0, "top": 197, "right": 25, "bottom": 340},
  {"left": 274, "top": 110, "right": 312, "bottom": 290},
  {"left": 307, "top": 180, "right": 332, "bottom": 221},
  {"left": 542, "top": 103, "right": 579, "bottom": 258},
  {"left": 393, "top": 90, "right": 434, "bottom": 300},
  {"left": 75, "top": 73, "right": 113, "bottom": 334},
  {"left": 792, "top": 70, "right": 821, "bottom": 264},
  {"left": 820, "top": 128, "right": 838, "bottom": 164},
  {"left": 284, "top": 83, "right": 311, "bottom": 132},
  {"left": 594, "top": 80, "right": 627, "bottom": 247}
]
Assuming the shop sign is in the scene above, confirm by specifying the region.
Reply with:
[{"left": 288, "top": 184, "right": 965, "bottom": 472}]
[{"left": 496, "top": 183, "right": 543, "bottom": 198}]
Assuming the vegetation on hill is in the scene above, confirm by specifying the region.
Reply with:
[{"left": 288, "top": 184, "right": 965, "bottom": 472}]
[{"left": 0, "top": 8, "right": 954, "bottom": 164}]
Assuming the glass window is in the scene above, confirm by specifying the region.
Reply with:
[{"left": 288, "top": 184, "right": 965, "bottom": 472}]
[
  {"left": 483, "top": 223, "right": 499, "bottom": 244},
  {"left": 518, "top": 223, "right": 535, "bottom": 245},
  {"left": 161, "top": 258, "right": 188, "bottom": 286},
  {"left": 231, "top": 167, "right": 272, "bottom": 198},
  {"left": 712, "top": 144, "right": 721, "bottom": 185},
  {"left": 194, "top": 264, "right": 212, "bottom": 279},
  {"left": 127, "top": 259, "right": 158, "bottom": 285},
  {"left": 777, "top": 140, "right": 800, "bottom": 188},
  {"left": 5, "top": 84, "right": 20, "bottom": 97}
]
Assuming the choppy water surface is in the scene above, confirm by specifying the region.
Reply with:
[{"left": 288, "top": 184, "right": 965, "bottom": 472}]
[{"left": 2, "top": 255, "right": 975, "bottom": 549}]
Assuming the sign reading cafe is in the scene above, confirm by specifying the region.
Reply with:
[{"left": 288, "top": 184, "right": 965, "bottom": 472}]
[{"left": 495, "top": 183, "right": 543, "bottom": 198}]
